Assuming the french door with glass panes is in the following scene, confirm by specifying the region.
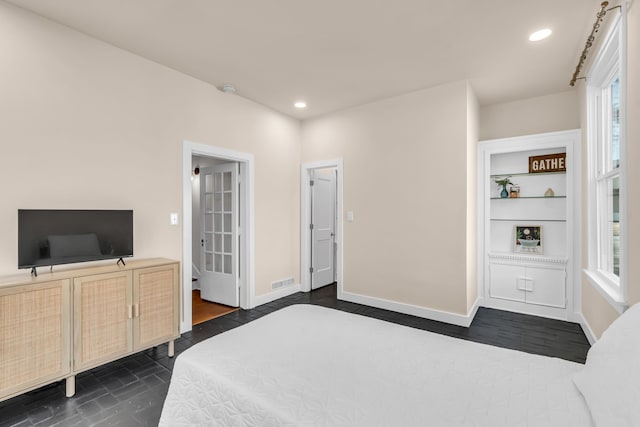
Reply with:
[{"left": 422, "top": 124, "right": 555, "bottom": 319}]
[{"left": 199, "top": 163, "right": 239, "bottom": 306}]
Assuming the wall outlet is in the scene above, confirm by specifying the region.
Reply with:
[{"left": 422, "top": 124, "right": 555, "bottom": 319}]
[{"left": 170, "top": 213, "right": 179, "bottom": 225}]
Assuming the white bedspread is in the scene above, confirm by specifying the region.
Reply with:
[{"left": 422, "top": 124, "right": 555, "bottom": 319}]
[{"left": 160, "top": 305, "right": 593, "bottom": 426}]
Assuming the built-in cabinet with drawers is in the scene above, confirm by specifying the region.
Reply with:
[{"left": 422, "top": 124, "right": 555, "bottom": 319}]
[
  {"left": 0, "top": 258, "right": 179, "bottom": 402},
  {"left": 478, "top": 130, "right": 579, "bottom": 320}
]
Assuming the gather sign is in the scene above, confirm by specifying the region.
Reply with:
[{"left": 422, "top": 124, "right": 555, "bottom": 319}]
[{"left": 529, "top": 152, "right": 566, "bottom": 173}]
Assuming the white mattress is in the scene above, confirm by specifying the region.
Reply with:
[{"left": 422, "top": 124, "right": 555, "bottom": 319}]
[{"left": 160, "top": 305, "right": 593, "bottom": 426}]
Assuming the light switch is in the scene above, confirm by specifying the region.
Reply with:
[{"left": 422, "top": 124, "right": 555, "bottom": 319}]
[
  {"left": 170, "top": 213, "right": 179, "bottom": 225},
  {"left": 346, "top": 211, "right": 354, "bottom": 222}
]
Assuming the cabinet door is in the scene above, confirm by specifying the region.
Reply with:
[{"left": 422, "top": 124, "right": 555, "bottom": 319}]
[
  {"left": 133, "top": 263, "right": 179, "bottom": 351},
  {"left": 0, "top": 280, "right": 71, "bottom": 401},
  {"left": 523, "top": 266, "right": 566, "bottom": 308},
  {"left": 489, "top": 263, "right": 526, "bottom": 302},
  {"left": 74, "top": 271, "right": 133, "bottom": 371}
]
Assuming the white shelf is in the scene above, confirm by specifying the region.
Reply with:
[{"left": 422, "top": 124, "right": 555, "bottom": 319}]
[
  {"left": 488, "top": 252, "right": 568, "bottom": 264},
  {"left": 490, "top": 171, "right": 566, "bottom": 178},
  {"left": 490, "top": 219, "right": 567, "bottom": 222}
]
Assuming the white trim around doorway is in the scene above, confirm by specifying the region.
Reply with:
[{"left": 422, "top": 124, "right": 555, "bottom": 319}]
[
  {"left": 300, "top": 159, "right": 344, "bottom": 296},
  {"left": 181, "top": 140, "right": 255, "bottom": 333}
]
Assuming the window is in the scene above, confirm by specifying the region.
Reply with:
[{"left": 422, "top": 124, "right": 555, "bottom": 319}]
[{"left": 586, "top": 13, "right": 626, "bottom": 310}]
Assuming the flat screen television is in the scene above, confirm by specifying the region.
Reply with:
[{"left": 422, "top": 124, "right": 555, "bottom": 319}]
[{"left": 18, "top": 209, "right": 133, "bottom": 272}]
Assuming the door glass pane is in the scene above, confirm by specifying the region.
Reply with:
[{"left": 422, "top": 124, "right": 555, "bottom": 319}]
[
  {"left": 214, "top": 173, "right": 222, "bottom": 192},
  {"left": 224, "top": 254, "right": 232, "bottom": 274},
  {"left": 205, "top": 214, "right": 213, "bottom": 232},
  {"left": 205, "top": 174, "right": 213, "bottom": 193},
  {"left": 214, "top": 193, "right": 222, "bottom": 212},
  {"left": 611, "top": 76, "right": 620, "bottom": 170},
  {"left": 214, "top": 214, "right": 222, "bottom": 232},
  {"left": 214, "top": 234, "right": 222, "bottom": 252},
  {"left": 223, "top": 172, "right": 232, "bottom": 191},
  {"left": 224, "top": 214, "right": 232, "bottom": 232},
  {"left": 205, "top": 194, "right": 213, "bottom": 212},
  {"left": 205, "top": 233, "right": 213, "bottom": 251},
  {"left": 224, "top": 234, "right": 231, "bottom": 253},
  {"left": 205, "top": 253, "right": 213, "bottom": 272},
  {"left": 223, "top": 193, "right": 232, "bottom": 212},
  {"left": 214, "top": 254, "right": 222, "bottom": 273}
]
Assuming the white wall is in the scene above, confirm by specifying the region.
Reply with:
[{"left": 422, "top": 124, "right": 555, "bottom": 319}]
[
  {"left": 480, "top": 91, "right": 579, "bottom": 141},
  {"left": 0, "top": 2, "right": 301, "bottom": 298},
  {"left": 466, "top": 83, "right": 479, "bottom": 311},
  {"left": 302, "top": 80, "right": 477, "bottom": 316}
]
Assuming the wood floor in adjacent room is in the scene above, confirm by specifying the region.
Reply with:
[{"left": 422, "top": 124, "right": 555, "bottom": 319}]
[
  {"left": 0, "top": 284, "right": 591, "bottom": 427},
  {"left": 191, "top": 289, "right": 239, "bottom": 325}
]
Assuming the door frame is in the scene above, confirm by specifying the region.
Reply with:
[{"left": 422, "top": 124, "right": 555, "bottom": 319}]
[
  {"left": 300, "top": 159, "right": 343, "bottom": 295},
  {"left": 182, "top": 140, "right": 254, "bottom": 333}
]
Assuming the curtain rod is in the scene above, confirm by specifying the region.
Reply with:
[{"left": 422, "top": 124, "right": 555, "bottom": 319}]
[{"left": 569, "top": 1, "right": 621, "bottom": 87}]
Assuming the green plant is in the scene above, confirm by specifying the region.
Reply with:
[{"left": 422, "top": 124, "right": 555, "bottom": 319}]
[{"left": 494, "top": 176, "right": 513, "bottom": 188}]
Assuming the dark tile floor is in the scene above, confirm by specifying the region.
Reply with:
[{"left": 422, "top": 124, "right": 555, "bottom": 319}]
[{"left": 0, "top": 284, "right": 590, "bottom": 426}]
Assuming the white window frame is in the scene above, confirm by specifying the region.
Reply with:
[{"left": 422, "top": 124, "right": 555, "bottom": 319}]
[{"left": 585, "top": 10, "right": 627, "bottom": 313}]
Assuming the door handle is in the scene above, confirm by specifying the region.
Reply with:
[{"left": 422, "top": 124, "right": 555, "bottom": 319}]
[{"left": 201, "top": 239, "right": 204, "bottom": 247}]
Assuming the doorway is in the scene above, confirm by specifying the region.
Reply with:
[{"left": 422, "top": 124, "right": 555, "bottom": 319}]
[
  {"left": 301, "top": 159, "right": 344, "bottom": 294},
  {"left": 191, "top": 156, "right": 241, "bottom": 325},
  {"left": 181, "top": 141, "right": 255, "bottom": 333},
  {"left": 310, "top": 168, "right": 337, "bottom": 289}
]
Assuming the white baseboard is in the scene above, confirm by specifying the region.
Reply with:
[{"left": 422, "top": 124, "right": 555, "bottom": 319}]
[
  {"left": 252, "top": 284, "right": 301, "bottom": 308},
  {"left": 339, "top": 291, "right": 480, "bottom": 327},
  {"left": 576, "top": 313, "right": 597, "bottom": 345}
]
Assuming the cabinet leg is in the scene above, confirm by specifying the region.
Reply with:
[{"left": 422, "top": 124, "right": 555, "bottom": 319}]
[
  {"left": 65, "top": 376, "right": 75, "bottom": 397},
  {"left": 168, "top": 340, "right": 175, "bottom": 358}
]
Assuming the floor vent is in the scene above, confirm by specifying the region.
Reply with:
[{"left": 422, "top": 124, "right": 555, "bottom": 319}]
[{"left": 271, "top": 277, "right": 294, "bottom": 290}]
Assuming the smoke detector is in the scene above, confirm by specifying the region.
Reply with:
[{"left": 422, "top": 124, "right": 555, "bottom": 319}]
[{"left": 221, "top": 83, "right": 236, "bottom": 94}]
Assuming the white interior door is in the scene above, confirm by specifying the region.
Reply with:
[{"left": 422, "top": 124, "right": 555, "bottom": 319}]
[
  {"left": 200, "top": 163, "right": 239, "bottom": 306},
  {"left": 311, "top": 168, "right": 336, "bottom": 289}
]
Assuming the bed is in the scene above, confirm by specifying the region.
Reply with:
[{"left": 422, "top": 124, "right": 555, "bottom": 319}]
[{"left": 160, "top": 303, "right": 640, "bottom": 426}]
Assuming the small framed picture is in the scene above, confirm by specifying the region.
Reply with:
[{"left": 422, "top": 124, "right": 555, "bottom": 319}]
[{"left": 514, "top": 225, "right": 542, "bottom": 254}]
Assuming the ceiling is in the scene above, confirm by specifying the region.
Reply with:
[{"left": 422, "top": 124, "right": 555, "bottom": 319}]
[{"left": 7, "top": 0, "right": 600, "bottom": 119}]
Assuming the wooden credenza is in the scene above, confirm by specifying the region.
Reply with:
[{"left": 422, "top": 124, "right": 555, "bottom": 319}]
[{"left": 0, "top": 258, "right": 180, "bottom": 402}]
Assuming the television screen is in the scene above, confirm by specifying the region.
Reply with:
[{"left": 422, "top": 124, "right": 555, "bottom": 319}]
[{"left": 18, "top": 209, "right": 133, "bottom": 269}]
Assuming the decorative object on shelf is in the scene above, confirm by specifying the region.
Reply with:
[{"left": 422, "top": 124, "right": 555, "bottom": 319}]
[
  {"left": 494, "top": 176, "right": 513, "bottom": 198},
  {"left": 509, "top": 185, "right": 520, "bottom": 198},
  {"left": 514, "top": 225, "right": 543, "bottom": 254},
  {"left": 529, "top": 152, "right": 566, "bottom": 173},
  {"left": 544, "top": 188, "right": 555, "bottom": 197}
]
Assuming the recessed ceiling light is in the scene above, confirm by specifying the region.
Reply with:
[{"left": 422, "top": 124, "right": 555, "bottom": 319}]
[
  {"left": 294, "top": 101, "right": 307, "bottom": 109},
  {"left": 529, "top": 29, "right": 552, "bottom": 42}
]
